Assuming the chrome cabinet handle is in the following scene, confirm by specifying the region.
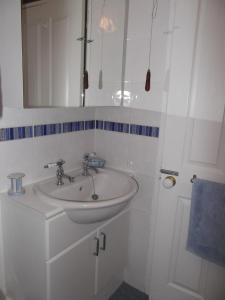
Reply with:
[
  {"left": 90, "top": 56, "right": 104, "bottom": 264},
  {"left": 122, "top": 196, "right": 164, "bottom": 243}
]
[
  {"left": 93, "top": 237, "right": 100, "bottom": 256},
  {"left": 100, "top": 232, "right": 106, "bottom": 251}
]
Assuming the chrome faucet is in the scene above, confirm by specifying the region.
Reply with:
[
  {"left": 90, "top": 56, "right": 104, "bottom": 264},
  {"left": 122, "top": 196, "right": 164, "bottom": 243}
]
[
  {"left": 82, "top": 154, "right": 98, "bottom": 176},
  {"left": 44, "top": 159, "right": 75, "bottom": 186}
]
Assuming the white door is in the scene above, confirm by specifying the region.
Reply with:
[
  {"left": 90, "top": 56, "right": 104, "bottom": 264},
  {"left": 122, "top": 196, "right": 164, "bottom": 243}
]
[{"left": 150, "top": 1, "right": 225, "bottom": 300}]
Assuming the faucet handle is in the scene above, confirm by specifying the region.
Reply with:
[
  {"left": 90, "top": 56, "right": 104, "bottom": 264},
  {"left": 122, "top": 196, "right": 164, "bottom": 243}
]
[
  {"left": 44, "top": 159, "right": 65, "bottom": 169},
  {"left": 83, "top": 152, "right": 96, "bottom": 161},
  {"left": 83, "top": 154, "right": 89, "bottom": 161},
  {"left": 56, "top": 159, "right": 65, "bottom": 167}
]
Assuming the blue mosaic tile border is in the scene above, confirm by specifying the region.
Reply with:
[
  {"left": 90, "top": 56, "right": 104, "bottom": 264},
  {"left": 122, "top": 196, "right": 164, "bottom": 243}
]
[
  {"left": 0, "top": 119, "right": 159, "bottom": 142},
  {"left": 34, "top": 123, "right": 61, "bottom": 137},
  {"left": 62, "top": 121, "right": 85, "bottom": 133},
  {"left": 96, "top": 120, "right": 104, "bottom": 130},
  {"left": 104, "top": 121, "right": 129, "bottom": 133},
  {"left": 96, "top": 120, "right": 159, "bottom": 138},
  {"left": 130, "top": 124, "right": 159, "bottom": 137},
  {"left": 85, "top": 120, "right": 95, "bottom": 130},
  {"left": 0, "top": 126, "right": 33, "bottom": 141}
]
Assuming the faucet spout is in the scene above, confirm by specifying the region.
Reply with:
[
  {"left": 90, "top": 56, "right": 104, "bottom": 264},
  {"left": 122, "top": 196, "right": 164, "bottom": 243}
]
[
  {"left": 82, "top": 160, "right": 98, "bottom": 176},
  {"left": 63, "top": 174, "right": 75, "bottom": 183}
]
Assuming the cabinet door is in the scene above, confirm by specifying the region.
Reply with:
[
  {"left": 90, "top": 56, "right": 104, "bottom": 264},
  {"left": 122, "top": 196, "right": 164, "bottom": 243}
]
[
  {"left": 48, "top": 233, "right": 97, "bottom": 300},
  {"left": 96, "top": 211, "right": 129, "bottom": 294}
]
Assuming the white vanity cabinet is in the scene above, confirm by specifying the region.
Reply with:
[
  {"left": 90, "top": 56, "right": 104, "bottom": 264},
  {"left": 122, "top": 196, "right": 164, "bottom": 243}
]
[
  {"left": 2, "top": 195, "right": 129, "bottom": 300},
  {"left": 48, "top": 212, "right": 129, "bottom": 300}
]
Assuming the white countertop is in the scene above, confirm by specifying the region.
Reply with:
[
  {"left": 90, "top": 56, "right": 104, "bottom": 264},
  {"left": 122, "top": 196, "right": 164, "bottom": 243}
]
[
  {"left": 0, "top": 185, "right": 63, "bottom": 219},
  {"left": 0, "top": 167, "right": 136, "bottom": 220}
]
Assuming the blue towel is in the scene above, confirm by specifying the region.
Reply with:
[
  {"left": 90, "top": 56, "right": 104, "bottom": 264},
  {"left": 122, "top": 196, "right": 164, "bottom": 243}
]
[{"left": 187, "top": 178, "right": 225, "bottom": 268}]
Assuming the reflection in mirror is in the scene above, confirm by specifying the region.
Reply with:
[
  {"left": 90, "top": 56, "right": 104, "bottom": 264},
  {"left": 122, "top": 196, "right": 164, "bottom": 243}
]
[
  {"left": 21, "top": 0, "right": 83, "bottom": 107},
  {"left": 85, "top": 0, "right": 127, "bottom": 107}
]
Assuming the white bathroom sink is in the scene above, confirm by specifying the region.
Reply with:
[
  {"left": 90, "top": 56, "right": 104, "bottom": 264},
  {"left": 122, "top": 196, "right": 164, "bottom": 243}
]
[{"left": 33, "top": 168, "right": 138, "bottom": 224}]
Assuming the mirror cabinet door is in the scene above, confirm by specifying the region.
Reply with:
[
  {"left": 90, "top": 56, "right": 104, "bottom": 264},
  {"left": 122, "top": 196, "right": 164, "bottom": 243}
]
[
  {"left": 85, "top": 0, "right": 127, "bottom": 107},
  {"left": 21, "top": 0, "right": 83, "bottom": 107}
]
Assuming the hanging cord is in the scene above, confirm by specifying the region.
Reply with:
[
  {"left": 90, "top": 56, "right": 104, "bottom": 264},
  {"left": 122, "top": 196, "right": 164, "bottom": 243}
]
[
  {"left": 145, "top": 0, "right": 158, "bottom": 92},
  {"left": 98, "top": 0, "right": 106, "bottom": 89},
  {"left": 89, "top": 0, "right": 93, "bottom": 44},
  {"left": 84, "top": 0, "right": 94, "bottom": 90}
]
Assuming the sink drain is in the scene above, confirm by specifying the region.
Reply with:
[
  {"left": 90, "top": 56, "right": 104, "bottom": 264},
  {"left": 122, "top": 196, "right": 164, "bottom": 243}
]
[{"left": 92, "top": 194, "right": 99, "bottom": 200}]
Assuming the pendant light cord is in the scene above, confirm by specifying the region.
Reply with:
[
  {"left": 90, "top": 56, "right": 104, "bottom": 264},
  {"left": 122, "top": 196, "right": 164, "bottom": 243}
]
[
  {"left": 88, "top": 0, "right": 93, "bottom": 64},
  {"left": 148, "top": 0, "right": 158, "bottom": 68},
  {"left": 99, "top": 0, "right": 106, "bottom": 71}
]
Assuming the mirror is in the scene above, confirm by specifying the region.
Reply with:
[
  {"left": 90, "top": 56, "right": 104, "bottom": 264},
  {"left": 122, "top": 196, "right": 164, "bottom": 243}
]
[
  {"left": 85, "top": 0, "right": 127, "bottom": 107},
  {"left": 21, "top": 0, "right": 127, "bottom": 108},
  {"left": 21, "top": 0, "right": 84, "bottom": 107}
]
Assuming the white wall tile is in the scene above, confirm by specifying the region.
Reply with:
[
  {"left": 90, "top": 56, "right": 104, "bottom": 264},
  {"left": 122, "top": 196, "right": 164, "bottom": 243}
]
[
  {"left": 95, "top": 106, "right": 161, "bottom": 127},
  {"left": 125, "top": 38, "right": 149, "bottom": 83},
  {"left": 125, "top": 209, "right": 151, "bottom": 293},
  {"left": 0, "top": 107, "right": 95, "bottom": 128},
  {"left": 131, "top": 174, "right": 154, "bottom": 212},
  {"left": 95, "top": 107, "right": 131, "bottom": 124},
  {"left": 94, "top": 131, "right": 130, "bottom": 170},
  {"left": 127, "top": 0, "right": 152, "bottom": 40},
  {"left": 126, "top": 134, "right": 158, "bottom": 176}
]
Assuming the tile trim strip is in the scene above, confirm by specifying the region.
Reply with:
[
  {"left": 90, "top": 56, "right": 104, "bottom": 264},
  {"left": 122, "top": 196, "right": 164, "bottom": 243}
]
[{"left": 0, "top": 120, "right": 159, "bottom": 142}]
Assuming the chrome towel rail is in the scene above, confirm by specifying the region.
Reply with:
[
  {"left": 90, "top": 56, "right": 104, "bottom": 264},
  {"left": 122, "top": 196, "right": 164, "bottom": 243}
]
[{"left": 191, "top": 175, "right": 197, "bottom": 183}]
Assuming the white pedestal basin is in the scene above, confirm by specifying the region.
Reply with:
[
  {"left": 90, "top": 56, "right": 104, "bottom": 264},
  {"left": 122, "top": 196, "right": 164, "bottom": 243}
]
[{"left": 33, "top": 168, "right": 138, "bottom": 223}]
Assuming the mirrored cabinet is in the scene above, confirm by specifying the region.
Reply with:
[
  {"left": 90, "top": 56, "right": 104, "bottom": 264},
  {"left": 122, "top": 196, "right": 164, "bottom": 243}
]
[
  {"left": 4, "top": 0, "right": 169, "bottom": 110},
  {"left": 21, "top": 0, "right": 127, "bottom": 108}
]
